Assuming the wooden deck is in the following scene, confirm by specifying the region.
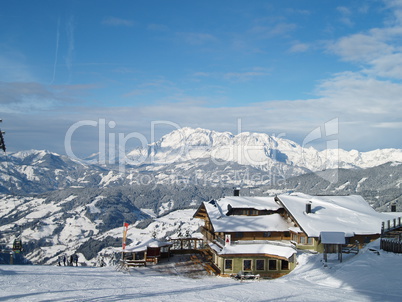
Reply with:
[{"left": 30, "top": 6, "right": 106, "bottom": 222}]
[{"left": 125, "top": 260, "right": 147, "bottom": 267}]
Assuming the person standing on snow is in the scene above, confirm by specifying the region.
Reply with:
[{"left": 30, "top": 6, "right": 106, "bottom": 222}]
[
  {"left": 63, "top": 254, "right": 67, "bottom": 266},
  {"left": 74, "top": 254, "right": 79, "bottom": 266}
]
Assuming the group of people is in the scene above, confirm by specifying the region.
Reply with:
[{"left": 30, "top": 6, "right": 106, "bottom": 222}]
[{"left": 58, "top": 253, "right": 79, "bottom": 266}]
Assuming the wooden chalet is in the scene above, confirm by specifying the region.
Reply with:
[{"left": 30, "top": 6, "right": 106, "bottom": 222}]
[
  {"left": 194, "top": 191, "right": 402, "bottom": 276},
  {"left": 193, "top": 195, "right": 297, "bottom": 278}
]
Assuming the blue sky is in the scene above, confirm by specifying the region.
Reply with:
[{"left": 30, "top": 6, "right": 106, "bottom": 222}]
[{"left": 1, "top": 0, "right": 402, "bottom": 157}]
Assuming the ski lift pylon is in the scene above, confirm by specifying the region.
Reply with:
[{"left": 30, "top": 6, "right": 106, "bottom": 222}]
[
  {"left": 0, "top": 118, "right": 5, "bottom": 152},
  {"left": 12, "top": 238, "right": 23, "bottom": 253}
]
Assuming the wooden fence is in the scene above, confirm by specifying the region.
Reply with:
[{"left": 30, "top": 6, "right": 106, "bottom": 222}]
[{"left": 380, "top": 238, "right": 402, "bottom": 253}]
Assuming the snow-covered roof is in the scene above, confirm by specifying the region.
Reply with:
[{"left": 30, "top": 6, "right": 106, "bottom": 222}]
[
  {"left": 289, "top": 226, "right": 302, "bottom": 233},
  {"left": 122, "top": 238, "right": 172, "bottom": 253},
  {"left": 217, "top": 196, "right": 282, "bottom": 211},
  {"left": 211, "top": 242, "right": 296, "bottom": 259},
  {"left": 381, "top": 212, "right": 402, "bottom": 217},
  {"left": 203, "top": 196, "right": 291, "bottom": 233},
  {"left": 277, "top": 193, "right": 401, "bottom": 237},
  {"left": 210, "top": 213, "right": 291, "bottom": 233}
]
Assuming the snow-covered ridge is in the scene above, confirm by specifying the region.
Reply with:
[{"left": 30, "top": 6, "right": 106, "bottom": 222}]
[
  {"left": 127, "top": 127, "right": 402, "bottom": 170},
  {"left": 1, "top": 127, "right": 402, "bottom": 195}
]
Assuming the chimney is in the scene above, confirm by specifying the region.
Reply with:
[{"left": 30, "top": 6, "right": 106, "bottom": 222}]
[
  {"left": 391, "top": 202, "right": 397, "bottom": 212},
  {"left": 306, "top": 202, "right": 312, "bottom": 214},
  {"left": 233, "top": 187, "right": 240, "bottom": 196}
]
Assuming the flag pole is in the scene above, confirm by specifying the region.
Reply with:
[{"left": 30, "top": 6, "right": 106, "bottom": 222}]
[{"left": 121, "top": 222, "right": 129, "bottom": 261}]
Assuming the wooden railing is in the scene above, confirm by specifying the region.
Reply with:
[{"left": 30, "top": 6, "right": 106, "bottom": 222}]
[
  {"left": 170, "top": 238, "right": 206, "bottom": 250},
  {"left": 381, "top": 217, "right": 402, "bottom": 235}
]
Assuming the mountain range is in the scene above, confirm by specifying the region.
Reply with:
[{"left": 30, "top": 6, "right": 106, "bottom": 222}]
[
  {"left": 127, "top": 127, "right": 402, "bottom": 170},
  {"left": 1, "top": 127, "right": 402, "bottom": 194},
  {"left": 0, "top": 127, "right": 401, "bottom": 264}
]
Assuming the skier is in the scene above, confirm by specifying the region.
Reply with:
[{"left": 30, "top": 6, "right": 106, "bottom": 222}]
[
  {"left": 74, "top": 254, "right": 79, "bottom": 266},
  {"left": 57, "top": 256, "right": 61, "bottom": 266},
  {"left": 63, "top": 254, "right": 66, "bottom": 266},
  {"left": 69, "top": 255, "right": 74, "bottom": 266}
]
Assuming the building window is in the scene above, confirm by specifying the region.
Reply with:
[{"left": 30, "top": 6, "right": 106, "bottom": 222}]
[
  {"left": 281, "top": 260, "right": 289, "bottom": 270},
  {"left": 235, "top": 232, "right": 244, "bottom": 238},
  {"left": 284, "top": 231, "right": 290, "bottom": 238},
  {"left": 256, "top": 259, "right": 265, "bottom": 270},
  {"left": 224, "top": 259, "right": 233, "bottom": 271},
  {"left": 243, "top": 259, "right": 252, "bottom": 271},
  {"left": 263, "top": 232, "right": 271, "bottom": 238},
  {"left": 300, "top": 236, "right": 306, "bottom": 244},
  {"left": 307, "top": 237, "right": 313, "bottom": 245},
  {"left": 292, "top": 233, "right": 298, "bottom": 242},
  {"left": 268, "top": 259, "right": 277, "bottom": 270}
]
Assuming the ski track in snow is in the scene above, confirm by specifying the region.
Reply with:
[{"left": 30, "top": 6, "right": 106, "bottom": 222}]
[{"left": 1, "top": 241, "right": 402, "bottom": 302}]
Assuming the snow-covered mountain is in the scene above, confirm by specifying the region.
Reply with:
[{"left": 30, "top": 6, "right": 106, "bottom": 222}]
[
  {"left": 0, "top": 184, "right": 229, "bottom": 265},
  {"left": 0, "top": 149, "right": 109, "bottom": 194},
  {"left": 1, "top": 128, "right": 401, "bottom": 194},
  {"left": 266, "top": 161, "right": 402, "bottom": 212},
  {"left": 127, "top": 127, "right": 402, "bottom": 171}
]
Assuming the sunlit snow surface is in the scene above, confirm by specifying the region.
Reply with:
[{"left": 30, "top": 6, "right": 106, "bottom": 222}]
[{"left": 1, "top": 240, "right": 402, "bottom": 302}]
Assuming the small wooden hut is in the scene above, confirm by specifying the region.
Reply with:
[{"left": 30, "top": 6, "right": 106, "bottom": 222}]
[{"left": 121, "top": 238, "right": 172, "bottom": 266}]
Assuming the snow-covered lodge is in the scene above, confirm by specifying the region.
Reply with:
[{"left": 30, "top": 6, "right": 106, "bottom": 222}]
[{"left": 193, "top": 191, "right": 401, "bottom": 278}]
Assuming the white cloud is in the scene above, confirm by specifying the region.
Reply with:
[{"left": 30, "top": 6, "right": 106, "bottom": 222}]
[
  {"left": 223, "top": 70, "right": 269, "bottom": 82},
  {"left": 0, "top": 81, "right": 93, "bottom": 113},
  {"left": 250, "top": 23, "right": 297, "bottom": 38},
  {"left": 328, "top": 1, "right": 402, "bottom": 81},
  {"left": 102, "top": 17, "right": 134, "bottom": 27},
  {"left": 4, "top": 72, "right": 402, "bottom": 155},
  {"left": 191, "top": 68, "right": 270, "bottom": 82},
  {"left": 337, "top": 6, "right": 353, "bottom": 26},
  {"left": 0, "top": 54, "right": 34, "bottom": 82},
  {"left": 192, "top": 72, "right": 211, "bottom": 77},
  {"left": 369, "top": 53, "right": 402, "bottom": 78},
  {"left": 147, "top": 24, "right": 169, "bottom": 32},
  {"left": 374, "top": 121, "right": 402, "bottom": 128},
  {"left": 289, "top": 42, "right": 310, "bottom": 53},
  {"left": 328, "top": 33, "right": 394, "bottom": 62},
  {"left": 177, "top": 32, "right": 217, "bottom": 45}
]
